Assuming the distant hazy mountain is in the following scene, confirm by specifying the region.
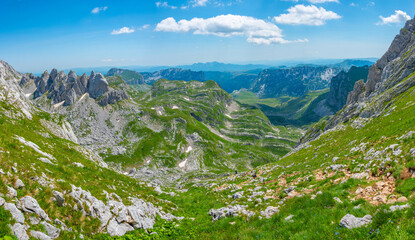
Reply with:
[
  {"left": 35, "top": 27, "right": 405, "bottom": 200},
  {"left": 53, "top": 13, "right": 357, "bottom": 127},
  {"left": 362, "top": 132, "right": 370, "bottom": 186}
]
[
  {"left": 141, "top": 68, "right": 206, "bottom": 84},
  {"left": 106, "top": 68, "right": 144, "bottom": 85},
  {"left": 329, "top": 59, "right": 374, "bottom": 70},
  {"left": 177, "top": 61, "right": 271, "bottom": 72}
]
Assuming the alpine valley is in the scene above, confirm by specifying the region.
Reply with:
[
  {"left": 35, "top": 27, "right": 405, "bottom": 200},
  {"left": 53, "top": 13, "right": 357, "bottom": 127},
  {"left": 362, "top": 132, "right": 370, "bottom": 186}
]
[{"left": 1, "top": 10, "right": 415, "bottom": 240}]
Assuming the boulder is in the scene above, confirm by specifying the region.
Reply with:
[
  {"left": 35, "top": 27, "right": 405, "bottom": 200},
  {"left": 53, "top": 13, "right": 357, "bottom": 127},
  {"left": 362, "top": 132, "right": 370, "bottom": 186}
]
[
  {"left": 0, "top": 197, "right": 5, "bottom": 206},
  {"left": 15, "top": 179, "right": 25, "bottom": 189},
  {"left": 260, "top": 206, "right": 279, "bottom": 219},
  {"left": 30, "top": 230, "right": 52, "bottom": 240},
  {"left": 11, "top": 223, "right": 29, "bottom": 240},
  {"left": 390, "top": 204, "right": 410, "bottom": 212},
  {"left": 8, "top": 186, "right": 17, "bottom": 198},
  {"left": 4, "top": 202, "right": 25, "bottom": 223},
  {"left": 52, "top": 191, "right": 65, "bottom": 206},
  {"left": 339, "top": 214, "right": 372, "bottom": 229},
  {"left": 41, "top": 221, "right": 61, "bottom": 239},
  {"left": 107, "top": 218, "right": 134, "bottom": 237},
  {"left": 20, "top": 196, "right": 50, "bottom": 221},
  {"left": 232, "top": 192, "right": 243, "bottom": 199}
]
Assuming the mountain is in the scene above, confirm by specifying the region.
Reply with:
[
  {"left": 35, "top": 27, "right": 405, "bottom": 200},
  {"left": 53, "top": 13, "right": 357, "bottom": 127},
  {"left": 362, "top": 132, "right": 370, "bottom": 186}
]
[
  {"left": 106, "top": 68, "right": 145, "bottom": 85},
  {"left": 141, "top": 68, "right": 206, "bottom": 85},
  {"left": 177, "top": 61, "right": 270, "bottom": 72},
  {"left": 250, "top": 65, "right": 341, "bottom": 98},
  {"left": 330, "top": 59, "right": 374, "bottom": 70},
  {"left": 204, "top": 71, "right": 258, "bottom": 93}
]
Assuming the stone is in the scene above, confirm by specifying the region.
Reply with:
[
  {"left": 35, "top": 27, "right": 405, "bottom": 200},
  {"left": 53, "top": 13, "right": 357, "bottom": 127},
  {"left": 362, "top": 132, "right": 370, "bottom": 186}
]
[
  {"left": 41, "top": 221, "right": 61, "bottom": 239},
  {"left": 30, "top": 230, "right": 52, "bottom": 240},
  {"left": 0, "top": 197, "right": 5, "bottom": 206},
  {"left": 328, "top": 164, "right": 346, "bottom": 171},
  {"left": 285, "top": 215, "right": 294, "bottom": 223},
  {"left": 390, "top": 204, "right": 410, "bottom": 212},
  {"left": 11, "top": 223, "right": 29, "bottom": 240},
  {"left": 52, "top": 191, "right": 65, "bottom": 206},
  {"left": 284, "top": 186, "right": 296, "bottom": 194},
  {"left": 20, "top": 196, "right": 50, "bottom": 221},
  {"left": 339, "top": 214, "right": 372, "bottom": 229},
  {"left": 4, "top": 202, "right": 25, "bottom": 223},
  {"left": 107, "top": 218, "right": 134, "bottom": 237},
  {"left": 351, "top": 172, "right": 369, "bottom": 180},
  {"left": 397, "top": 196, "right": 408, "bottom": 202},
  {"left": 73, "top": 162, "right": 84, "bottom": 168},
  {"left": 8, "top": 186, "right": 17, "bottom": 198},
  {"left": 332, "top": 157, "right": 339, "bottom": 163},
  {"left": 15, "top": 179, "right": 25, "bottom": 189},
  {"left": 334, "top": 197, "right": 343, "bottom": 204},
  {"left": 0, "top": 168, "right": 4, "bottom": 174},
  {"left": 260, "top": 206, "right": 279, "bottom": 219},
  {"left": 232, "top": 192, "right": 243, "bottom": 199}
]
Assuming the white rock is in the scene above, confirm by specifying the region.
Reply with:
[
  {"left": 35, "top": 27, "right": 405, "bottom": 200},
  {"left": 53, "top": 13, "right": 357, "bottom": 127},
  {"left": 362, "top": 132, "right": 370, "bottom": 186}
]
[
  {"left": 20, "top": 196, "right": 50, "bottom": 221},
  {"left": 30, "top": 230, "right": 52, "bottom": 240},
  {"left": 11, "top": 223, "right": 29, "bottom": 240},
  {"left": 107, "top": 218, "right": 134, "bottom": 237},
  {"left": 41, "top": 221, "right": 61, "bottom": 239},
  {"left": 339, "top": 214, "right": 372, "bottom": 229},
  {"left": 4, "top": 202, "right": 25, "bottom": 223},
  {"left": 15, "top": 179, "right": 25, "bottom": 189},
  {"left": 8, "top": 186, "right": 17, "bottom": 198},
  {"left": 390, "top": 204, "right": 410, "bottom": 212}
]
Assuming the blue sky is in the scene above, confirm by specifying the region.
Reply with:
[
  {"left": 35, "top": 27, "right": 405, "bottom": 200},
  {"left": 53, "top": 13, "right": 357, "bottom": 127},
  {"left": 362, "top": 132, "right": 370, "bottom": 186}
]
[{"left": 0, "top": 0, "right": 414, "bottom": 72}]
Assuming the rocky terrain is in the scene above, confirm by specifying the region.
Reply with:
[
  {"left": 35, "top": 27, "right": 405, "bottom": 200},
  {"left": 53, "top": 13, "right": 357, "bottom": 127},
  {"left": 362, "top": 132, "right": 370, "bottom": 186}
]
[{"left": 0, "top": 16, "right": 414, "bottom": 240}]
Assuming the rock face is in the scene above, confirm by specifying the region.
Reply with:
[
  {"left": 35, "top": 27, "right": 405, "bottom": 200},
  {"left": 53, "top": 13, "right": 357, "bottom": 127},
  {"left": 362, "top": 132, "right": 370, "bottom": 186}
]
[
  {"left": 299, "top": 16, "right": 415, "bottom": 145},
  {"left": 20, "top": 196, "right": 50, "bottom": 221},
  {"left": 339, "top": 214, "right": 372, "bottom": 229},
  {"left": 327, "top": 66, "right": 370, "bottom": 111},
  {"left": 141, "top": 68, "right": 206, "bottom": 85},
  {"left": 28, "top": 69, "right": 127, "bottom": 107},
  {"left": 250, "top": 66, "right": 341, "bottom": 98}
]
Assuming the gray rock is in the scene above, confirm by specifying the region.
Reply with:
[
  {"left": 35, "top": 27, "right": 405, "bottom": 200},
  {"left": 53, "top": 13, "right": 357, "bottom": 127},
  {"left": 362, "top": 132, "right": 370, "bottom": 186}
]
[
  {"left": 11, "top": 223, "right": 29, "bottom": 240},
  {"left": 339, "top": 214, "right": 372, "bottom": 229},
  {"left": 30, "top": 230, "right": 52, "bottom": 240},
  {"left": 88, "top": 72, "right": 109, "bottom": 99},
  {"left": 232, "top": 192, "right": 243, "bottom": 199},
  {"left": 284, "top": 186, "right": 296, "bottom": 194},
  {"left": 260, "top": 206, "right": 279, "bottom": 218},
  {"left": 209, "top": 205, "right": 250, "bottom": 221},
  {"left": 8, "top": 186, "right": 17, "bottom": 198},
  {"left": 328, "top": 164, "right": 346, "bottom": 171},
  {"left": 4, "top": 202, "right": 25, "bottom": 223},
  {"left": 20, "top": 196, "right": 50, "bottom": 221},
  {"left": 107, "top": 218, "right": 134, "bottom": 237},
  {"left": 0, "top": 197, "right": 5, "bottom": 206},
  {"left": 41, "top": 221, "right": 61, "bottom": 239},
  {"left": 52, "top": 191, "right": 65, "bottom": 206},
  {"left": 334, "top": 197, "right": 343, "bottom": 204},
  {"left": 15, "top": 179, "right": 25, "bottom": 189},
  {"left": 285, "top": 214, "right": 294, "bottom": 223},
  {"left": 0, "top": 168, "right": 4, "bottom": 174},
  {"left": 390, "top": 204, "right": 410, "bottom": 212}
]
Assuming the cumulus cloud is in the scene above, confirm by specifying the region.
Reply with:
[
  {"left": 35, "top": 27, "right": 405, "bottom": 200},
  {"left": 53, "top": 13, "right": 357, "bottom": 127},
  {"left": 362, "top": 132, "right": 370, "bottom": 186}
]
[
  {"left": 111, "top": 27, "right": 135, "bottom": 35},
  {"left": 308, "top": 0, "right": 339, "bottom": 3},
  {"left": 139, "top": 24, "right": 151, "bottom": 30},
  {"left": 155, "top": 14, "right": 307, "bottom": 45},
  {"left": 91, "top": 6, "right": 108, "bottom": 14},
  {"left": 274, "top": 4, "right": 341, "bottom": 26},
  {"left": 377, "top": 10, "right": 411, "bottom": 25},
  {"left": 156, "top": 1, "right": 178, "bottom": 9}
]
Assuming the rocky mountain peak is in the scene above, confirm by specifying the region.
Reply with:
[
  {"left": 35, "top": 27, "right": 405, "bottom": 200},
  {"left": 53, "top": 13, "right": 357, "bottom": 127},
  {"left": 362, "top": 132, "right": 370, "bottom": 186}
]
[{"left": 354, "top": 16, "right": 415, "bottom": 103}]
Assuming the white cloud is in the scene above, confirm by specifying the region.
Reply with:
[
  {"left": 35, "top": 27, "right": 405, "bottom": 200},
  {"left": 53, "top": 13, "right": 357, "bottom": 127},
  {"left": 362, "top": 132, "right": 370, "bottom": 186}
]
[
  {"left": 155, "top": 1, "right": 177, "bottom": 9},
  {"left": 192, "top": 0, "right": 209, "bottom": 7},
  {"left": 350, "top": 2, "right": 358, "bottom": 7},
  {"left": 155, "top": 14, "right": 307, "bottom": 45},
  {"left": 102, "top": 59, "right": 113, "bottom": 63},
  {"left": 308, "top": 0, "right": 339, "bottom": 3},
  {"left": 377, "top": 10, "right": 411, "bottom": 25},
  {"left": 139, "top": 24, "right": 151, "bottom": 30},
  {"left": 111, "top": 27, "right": 135, "bottom": 35},
  {"left": 274, "top": 4, "right": 341, "bottom": 26},
  {"left": 91, "top": 6, "right": 108, "bottom": 14}
]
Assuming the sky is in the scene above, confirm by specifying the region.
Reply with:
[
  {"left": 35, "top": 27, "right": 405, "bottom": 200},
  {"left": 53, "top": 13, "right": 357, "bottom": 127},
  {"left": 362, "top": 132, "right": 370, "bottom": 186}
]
[{"left": 0, "top": 0, "right": 414, "bottom": 72}]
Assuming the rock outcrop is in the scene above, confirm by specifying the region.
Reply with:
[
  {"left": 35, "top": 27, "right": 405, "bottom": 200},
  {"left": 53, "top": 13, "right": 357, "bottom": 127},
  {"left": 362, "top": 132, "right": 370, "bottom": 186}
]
[
  {"left": 28, "top": 69, "right": 127, "bottom": 107},
  {"left": 339, "top": 214, "right": 372, "bottom": 229}
]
